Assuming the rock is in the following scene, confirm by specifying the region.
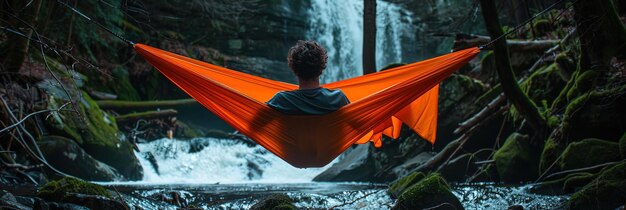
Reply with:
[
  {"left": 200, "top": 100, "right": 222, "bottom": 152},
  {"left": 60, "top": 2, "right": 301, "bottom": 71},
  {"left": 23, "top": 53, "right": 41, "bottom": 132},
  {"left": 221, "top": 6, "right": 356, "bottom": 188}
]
[
  {"left": 313, "top": 144, "right": 376, "bottom": 182},
  {"left": 38, "top": 136, "right": 122, "bottom": 181},
  {"left": 392, "top": 173, "right": 464, "bottom": 210},
  {"left": 493, "top": 133, "right": 539, "bottom": 183},
  {"left": 531, "top": 172, "right": 597, "bottom": 195},
  {"left": 562, "top": 86, "right": 626, "bottom": 142},
  {"left": 559, "top": 138, "right": 620, "bottom": 171},
  {"left": 38, "top": 177, "right": 112, "bottom": 202},
  {"left": 33, "top": 197, "right": 49, "bottom": 210},
  {"left": 0, "top": 190, "right": 30, "bottom": 210},
  {"left": 47, "top": 202, "right": 89, "bottom": 210},
  {"left": 508, "top": 205, "right": 524, "bottom": 210},
  {"left": 387, "top": 172, "right": 426, "bottom": 198},
  {"left": 62, "top": 194, "right": 126, "bottom": 210},
  {"left": 314, "top": 133, "right": 430, "bottom": 182},
  {"left": 619, "top": 133, "right": 626, "bottom": 159},
  {"left": 45, "top": 92, "right": 143, "bottom": 180},
  {"left": 539, "top": 137, "right": 565, "bottom": 174},
  {"left": 520, "top": 63, "right": 567, "bottom": 106},
  {"left": 566, "top": 162, "right": 626, "bottom": 210},
  {"left": 14, "top": 196, "right": 35, "bottom": 208},
  {"left": 250, "top": 194, "right": 295, "bottom": 210}
]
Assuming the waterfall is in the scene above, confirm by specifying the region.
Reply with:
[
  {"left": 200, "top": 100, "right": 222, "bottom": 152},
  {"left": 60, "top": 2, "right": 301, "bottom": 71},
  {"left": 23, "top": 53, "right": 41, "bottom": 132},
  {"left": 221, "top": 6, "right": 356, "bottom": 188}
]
[
  {"left": 134, "top": 138, "right": 331, "bottom": 183},
  {"left": 306, "top": 0, "right": 416, "bottom": 84}
]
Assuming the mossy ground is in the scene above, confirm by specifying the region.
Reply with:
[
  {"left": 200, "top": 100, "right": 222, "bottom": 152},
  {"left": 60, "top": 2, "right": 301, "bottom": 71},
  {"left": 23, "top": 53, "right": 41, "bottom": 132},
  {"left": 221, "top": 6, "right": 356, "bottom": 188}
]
[
  {"left": 38, "top": 177, "right": 111, "bottom": 201},
  {"left": 566, "top": 162, "right": 626, "bottom": 210},
  {"left": 387, "top": 172, "right": 425, "bottom": 197}
]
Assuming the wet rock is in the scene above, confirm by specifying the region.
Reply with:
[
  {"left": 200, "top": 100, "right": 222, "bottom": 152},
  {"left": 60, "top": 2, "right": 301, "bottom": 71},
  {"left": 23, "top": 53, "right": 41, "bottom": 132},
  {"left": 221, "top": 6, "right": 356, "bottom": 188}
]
[
  {"left": 33, "top": 197, "right": 49, "bottom": 210},
  {"left": 520, "top": 63, "right": 567, "bottom": 106},
  {"left": 532, "top": 172, "right": 597, "bottom": 195},
  {"left": 143, "top": 152, "right": 160, "bottom": 175},
  {"left": 38, "top": 136, "right": 122, "bottom": 181},
  {"left": 313, "top": 144, "right": 375, "bottom": 182},
  {"left": 559, "top": 138, "right": 620, "bottom": 171},
  {"left": 45, "top": 92, "right": 143, "bottom": 180},
  {"left": 392, "top": 173, "right": 464, "bottom": 210},
  {"left": 47, "top": 202, "right": 89, "bottom": 210},
  {"left": 508, "top": 205, "right": 524, "bottom": 210},
  {"left": 494, "top": 133, "right": 539, "bottom": 183},
  {"left": 0, "top": 190, "right": 30, "bottom": 210},
  {"left": 38, "top": 177, "right": 112, "bottom": 202},
  {"left": 566, "top": 162, "right": 626, "bottom": 210},
  {"left": 391, "top": 152, "right": 434, "bottom": 179},
  {"left": 387, "top": 172, "right": 426, "bottom": 198},
  {"left": 250, "top": 194, "right": 296, "bottom": 210},
  {"left": 62, "top": 194, "right": 126, "bottom": 210}
]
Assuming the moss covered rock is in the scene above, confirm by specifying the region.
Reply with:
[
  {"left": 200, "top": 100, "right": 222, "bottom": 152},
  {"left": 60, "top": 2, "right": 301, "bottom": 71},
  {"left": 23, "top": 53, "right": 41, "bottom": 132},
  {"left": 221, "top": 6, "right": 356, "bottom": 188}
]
[
  {"left": 494, "top": 133, "right": 539, "bottom": 183},
  {"left": 38, "top": 136, "right": 122, "bottom": 181},
  {"left": 47, "top": 91, "right": 142, "bottom": 180},
  {"left": 520, "top": 63, "right": 567, "bottom": 107},
  {"left": 559, "top": 138, "right": 620, "bottom": 171},
  {"left": 539, "top": 137, "right": 565, "bottom": 174},
  {"left": 392, "top": 173, "right": 464, "bottom": 210},
  {"left": 250, "top": 194, "right": 295, "bottom": 210},
  {"left": 532, "top": 172, "right": 597, "bottom": 195},
  {"left": 86, "top": 67, "right": 140, "bottom": 101},
  {"left": 38, "top": 177, "right": 111, "bottom": 201},
  {"left": 566, "top": 162, "right": 626, "bottom": 210},
  {"left": 388, "top": 172, "right": 426, "bottom": 198}
]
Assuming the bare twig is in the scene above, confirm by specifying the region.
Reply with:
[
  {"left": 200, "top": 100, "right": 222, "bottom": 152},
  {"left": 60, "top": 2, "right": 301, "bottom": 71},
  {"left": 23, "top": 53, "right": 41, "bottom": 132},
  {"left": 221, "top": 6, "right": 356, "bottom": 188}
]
[
  {"left": 0, "top": 102, "right": 71, "bottom": 133},
  {"left": 543, "top": 161, "right": 621, "bottom": 181}
]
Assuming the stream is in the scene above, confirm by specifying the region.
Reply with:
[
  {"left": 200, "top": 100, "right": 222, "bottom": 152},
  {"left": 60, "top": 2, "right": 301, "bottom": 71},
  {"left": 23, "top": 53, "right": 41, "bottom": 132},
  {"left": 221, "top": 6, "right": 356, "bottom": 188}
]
[{"left": 98, "top": 138, "right": 568, "bottom": 209}]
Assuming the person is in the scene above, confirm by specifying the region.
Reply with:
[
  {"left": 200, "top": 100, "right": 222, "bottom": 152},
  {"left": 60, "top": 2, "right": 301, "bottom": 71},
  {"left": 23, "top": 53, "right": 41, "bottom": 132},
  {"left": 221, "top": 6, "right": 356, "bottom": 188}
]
[{"left": 266, "top": 40, "right": 350, "bottom": 115}]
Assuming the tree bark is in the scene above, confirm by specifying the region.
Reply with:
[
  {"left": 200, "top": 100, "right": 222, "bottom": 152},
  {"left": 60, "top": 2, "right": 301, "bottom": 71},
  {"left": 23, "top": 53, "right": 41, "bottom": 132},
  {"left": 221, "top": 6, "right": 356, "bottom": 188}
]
[
  {"left": 480, "top": 0, "right": 546, "bottom": 132},
  {"left": 574, "top": 0, "right": 626, "bottom": 70},
  {"left": 362, "top": 0, "right": 377, "bottom": 75}
]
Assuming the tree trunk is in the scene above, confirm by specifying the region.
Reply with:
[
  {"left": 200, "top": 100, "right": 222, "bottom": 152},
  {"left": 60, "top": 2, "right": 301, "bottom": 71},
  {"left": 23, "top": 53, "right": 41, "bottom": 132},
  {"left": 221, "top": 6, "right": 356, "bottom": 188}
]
[
  {"left": 479, "top": 0, "right": 546, "bottom": 132},
  {"left": 1, "top": 0, "right": 43, "bottom": 73},
  {"left": 362, "top": 0, "right": 377, "bottom": 75},
  {"left": 574, "top": 0, "right": 626, "bottom": 70}
]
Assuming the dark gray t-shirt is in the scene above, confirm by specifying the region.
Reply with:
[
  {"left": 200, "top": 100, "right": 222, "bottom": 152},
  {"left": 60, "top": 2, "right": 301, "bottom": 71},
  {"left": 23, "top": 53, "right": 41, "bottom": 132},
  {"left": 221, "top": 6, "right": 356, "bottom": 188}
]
[{"left": 266, "top": 88, "right": 350, "bottom": 115}]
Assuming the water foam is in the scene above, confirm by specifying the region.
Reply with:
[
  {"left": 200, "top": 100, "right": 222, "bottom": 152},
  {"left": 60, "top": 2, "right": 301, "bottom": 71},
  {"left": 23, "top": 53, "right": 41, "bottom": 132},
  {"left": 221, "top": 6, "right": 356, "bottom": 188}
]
[{"left": 134, "top": 138, "right": 332, "bottom": 184}]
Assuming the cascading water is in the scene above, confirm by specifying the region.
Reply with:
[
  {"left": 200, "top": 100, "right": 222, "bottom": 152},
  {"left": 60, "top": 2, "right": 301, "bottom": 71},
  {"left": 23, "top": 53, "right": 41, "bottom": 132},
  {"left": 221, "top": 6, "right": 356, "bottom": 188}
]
[
  {"left": 307, "top": 0, "right": 416, "bottom": 83},
  {"left": 135, "top": 138, "right": 331, "bottom": 183}
]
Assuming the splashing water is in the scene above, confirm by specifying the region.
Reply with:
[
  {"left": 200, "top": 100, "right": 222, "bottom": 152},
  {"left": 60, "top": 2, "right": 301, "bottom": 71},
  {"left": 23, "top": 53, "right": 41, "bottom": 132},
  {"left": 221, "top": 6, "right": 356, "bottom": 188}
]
[
  {"left": 307, "top": 0, "right": 416, "bottom": 83},
  {"left": 133, "top": 138, "right": 332, "bottom": 184}
]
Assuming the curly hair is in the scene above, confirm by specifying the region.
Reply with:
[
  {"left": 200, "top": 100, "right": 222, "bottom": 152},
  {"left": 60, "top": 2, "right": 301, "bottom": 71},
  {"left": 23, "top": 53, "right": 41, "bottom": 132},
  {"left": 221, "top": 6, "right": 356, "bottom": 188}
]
[{"left": 287, "top": 40, "right": 328, "bottom": 81}]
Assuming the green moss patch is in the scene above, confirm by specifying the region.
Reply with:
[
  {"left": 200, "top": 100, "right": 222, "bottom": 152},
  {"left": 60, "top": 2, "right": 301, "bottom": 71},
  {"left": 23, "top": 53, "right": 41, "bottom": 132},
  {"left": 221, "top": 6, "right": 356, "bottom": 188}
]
[
  {"left": 387, "top": 172, "right": 426, "bottom": 198},
  {"left": 559, "top": 138, "right": 620, "bottom": 171},
  {"left": 393, "top": 173, "right": 463, "bottom": 210},
  {"left": 494, "top": 133, "right": 539, "bottom": 183},
  {"left": 539, "top": 137, "right": 565, "bottom": 174},
  {"left": 38, "top": 177, "right": 111, "bottom": 201},
  {"left": 566, "top": 162, "right": 626, "bottom": 210},
  {"left": 250, "top": 194, "right": 295, "bottom": 210}
]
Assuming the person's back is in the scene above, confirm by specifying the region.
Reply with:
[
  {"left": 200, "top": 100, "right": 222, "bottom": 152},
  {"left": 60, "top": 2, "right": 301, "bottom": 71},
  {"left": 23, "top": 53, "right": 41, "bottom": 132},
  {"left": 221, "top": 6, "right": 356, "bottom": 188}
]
[{"left": 266, "top": 40, "right": 350, "bottom": 115}]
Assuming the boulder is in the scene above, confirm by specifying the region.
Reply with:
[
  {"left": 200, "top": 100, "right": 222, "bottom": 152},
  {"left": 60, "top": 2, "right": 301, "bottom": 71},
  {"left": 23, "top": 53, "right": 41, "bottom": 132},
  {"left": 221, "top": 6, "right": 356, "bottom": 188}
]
[
  {"left": 539, "top": 137, "right": 565, "bottom": 174},
  {"left": 38, "top": 136, "right": 122, "bottom": 181},
  {"left": 38, "top": 177, "right": 112, "bottom": 202},
  {"left": 387, "top": 172, "right": 426, "bottom": 198},
  {"left": 250, "top": 194, "right": 295, "bottom": 210},
  {"left": 562, "top": 86, "right": 626, "bottom": 142},
  {"left": 46, "top": 92, "right": 143, "bottom": 180},
  {"left": 392, "top": 173, "right": 464, "bottom": 210},
  {"left": 566, "top": 162, "right": 626, "bottom": 210},
  {"left": 0, "top": 190, "right": 30, "bottom": 210},
  {"left": 313, "top": 144, "right": 375, "bottom": 182},
  {"left": 493, "top": 133, "right": 539, "bottom": 183},
  {"left": 559, "top": 138, "right": 620, "bottom": 171}
]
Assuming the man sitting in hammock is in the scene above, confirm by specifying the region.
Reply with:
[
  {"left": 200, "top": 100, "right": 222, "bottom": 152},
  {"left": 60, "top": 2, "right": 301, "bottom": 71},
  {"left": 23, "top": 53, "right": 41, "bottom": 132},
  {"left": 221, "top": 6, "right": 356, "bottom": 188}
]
[{"left": 266, "top": 40, "right": 350, "bottom": 115}]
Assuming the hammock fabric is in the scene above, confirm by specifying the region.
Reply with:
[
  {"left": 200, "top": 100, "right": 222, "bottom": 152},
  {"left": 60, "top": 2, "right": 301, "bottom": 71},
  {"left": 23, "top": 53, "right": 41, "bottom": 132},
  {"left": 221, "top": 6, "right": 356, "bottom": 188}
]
[{"left": 134, "top": 44, "right": 480, "bottom": 167}]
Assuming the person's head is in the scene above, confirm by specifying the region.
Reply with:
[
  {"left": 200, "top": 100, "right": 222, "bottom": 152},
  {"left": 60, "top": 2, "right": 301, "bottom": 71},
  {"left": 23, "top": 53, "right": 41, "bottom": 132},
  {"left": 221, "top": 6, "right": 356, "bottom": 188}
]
[{"left": 287, "top": 40, "right": 327, "bottom": 81}]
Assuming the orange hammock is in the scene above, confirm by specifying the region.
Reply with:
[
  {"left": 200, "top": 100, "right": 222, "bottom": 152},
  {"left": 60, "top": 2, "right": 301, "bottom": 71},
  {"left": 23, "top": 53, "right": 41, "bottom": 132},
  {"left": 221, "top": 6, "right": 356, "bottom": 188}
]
[{"left": 134, "top": 44, "right": 480, "bottom": 167}]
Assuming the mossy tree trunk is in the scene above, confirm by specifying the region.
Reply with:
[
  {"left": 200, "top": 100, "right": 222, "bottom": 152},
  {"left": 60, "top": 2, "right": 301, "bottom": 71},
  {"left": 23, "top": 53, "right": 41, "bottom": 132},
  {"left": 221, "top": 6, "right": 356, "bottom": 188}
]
[
  {"left": 362, "top": 0, "right": 376, "bottom": 74},
  {"left": 1, "top": 0, "right": 43, "bottom": 73},
  {"left": 479, "top": 0, "right": 547, "bottom": 132},
  {"left": 574, "top": 0, "right": 626, "bottom": 70}
]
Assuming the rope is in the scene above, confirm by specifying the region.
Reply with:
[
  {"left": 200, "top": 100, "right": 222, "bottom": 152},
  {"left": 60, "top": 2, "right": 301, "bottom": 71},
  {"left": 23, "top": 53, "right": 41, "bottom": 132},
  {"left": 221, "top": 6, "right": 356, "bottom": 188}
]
[
  {"left": 56, "top": 0, "right": 135, "bottom": 46},
  {"left": 479, "top": 0, "right": 567, "bottom": 50}
]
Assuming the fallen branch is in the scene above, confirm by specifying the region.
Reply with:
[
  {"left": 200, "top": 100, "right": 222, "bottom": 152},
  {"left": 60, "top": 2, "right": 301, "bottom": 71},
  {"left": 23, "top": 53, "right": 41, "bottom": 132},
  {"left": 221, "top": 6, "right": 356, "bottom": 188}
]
[
  {"left": 543, "top": 161, "right": 622, "bottom": 181},
  {"left": 451, "top": 33, "right": 559, "bottom": 52},
  {"left": 96, "top": 99, "right": 197, "bottom": 110},
  {"left": 454, "top": 93, "right": 506, "bottom": 134},
  {"left": 115, "top": 109, "right": 178, "bottom": 123}
]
